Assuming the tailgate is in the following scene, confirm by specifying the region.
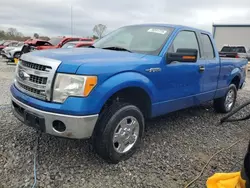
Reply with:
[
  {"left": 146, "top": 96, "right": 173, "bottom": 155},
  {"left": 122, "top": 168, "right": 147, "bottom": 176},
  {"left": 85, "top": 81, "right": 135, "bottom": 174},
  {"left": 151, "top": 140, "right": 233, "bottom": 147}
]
[{"left": 219, "top": 52, "right": 238, "bottom": 58}]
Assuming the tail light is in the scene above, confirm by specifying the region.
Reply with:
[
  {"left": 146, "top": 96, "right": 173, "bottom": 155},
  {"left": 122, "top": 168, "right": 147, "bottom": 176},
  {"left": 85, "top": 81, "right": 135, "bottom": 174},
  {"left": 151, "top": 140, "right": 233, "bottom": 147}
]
[{"left": 235, "top": 54, "right": 240, "bottom": 58}]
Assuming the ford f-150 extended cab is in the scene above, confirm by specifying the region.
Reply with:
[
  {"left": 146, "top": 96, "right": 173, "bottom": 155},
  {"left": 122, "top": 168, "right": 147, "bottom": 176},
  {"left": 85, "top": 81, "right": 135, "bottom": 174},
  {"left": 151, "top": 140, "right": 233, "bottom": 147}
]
[{"left": 10, "top": 24, "right": 248, "bottom": 163}]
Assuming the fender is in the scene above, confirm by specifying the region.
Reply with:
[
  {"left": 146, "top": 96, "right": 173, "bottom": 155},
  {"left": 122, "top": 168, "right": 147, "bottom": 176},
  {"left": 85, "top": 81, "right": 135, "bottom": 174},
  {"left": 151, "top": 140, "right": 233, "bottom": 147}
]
[
  {"left": 94, "top": 72, "right": 156, "bottom": 112},
  {"left": 228, "top": 67, "right": 241, "bottom": 85}
]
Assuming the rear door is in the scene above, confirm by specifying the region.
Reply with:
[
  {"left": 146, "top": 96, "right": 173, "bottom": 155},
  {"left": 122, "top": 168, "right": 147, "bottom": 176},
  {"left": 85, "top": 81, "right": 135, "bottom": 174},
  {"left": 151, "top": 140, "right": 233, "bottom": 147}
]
[{"left": 198, "top": 33, "right": 220, "bottom": 101}]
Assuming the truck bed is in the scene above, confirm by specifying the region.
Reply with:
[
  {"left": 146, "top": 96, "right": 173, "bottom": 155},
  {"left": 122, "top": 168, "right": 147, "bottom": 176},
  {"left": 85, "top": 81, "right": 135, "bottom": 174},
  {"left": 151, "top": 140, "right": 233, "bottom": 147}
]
[{"left": 220, "top": 57, "right": 248, "bottom": 66}]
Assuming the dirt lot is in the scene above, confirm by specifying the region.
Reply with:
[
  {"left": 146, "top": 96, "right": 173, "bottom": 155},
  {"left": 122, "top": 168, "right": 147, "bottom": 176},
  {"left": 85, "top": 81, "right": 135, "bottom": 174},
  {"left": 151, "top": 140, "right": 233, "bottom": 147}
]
[{"left": 0, "top": 57, "right": 250, "bottom": 188}]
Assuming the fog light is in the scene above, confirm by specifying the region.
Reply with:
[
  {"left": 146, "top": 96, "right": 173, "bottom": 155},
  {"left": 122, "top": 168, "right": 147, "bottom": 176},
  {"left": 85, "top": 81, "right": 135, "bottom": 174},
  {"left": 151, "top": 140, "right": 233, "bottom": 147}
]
[{"left": 52, "top": 120, "right": 66, "bottom": 132}]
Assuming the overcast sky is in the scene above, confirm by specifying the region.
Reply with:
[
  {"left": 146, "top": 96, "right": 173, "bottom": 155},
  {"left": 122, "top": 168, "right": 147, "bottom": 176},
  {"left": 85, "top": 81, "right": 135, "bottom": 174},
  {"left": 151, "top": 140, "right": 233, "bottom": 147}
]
[{"left": 1, "top": 0, "right": 250, "bottom": 37}]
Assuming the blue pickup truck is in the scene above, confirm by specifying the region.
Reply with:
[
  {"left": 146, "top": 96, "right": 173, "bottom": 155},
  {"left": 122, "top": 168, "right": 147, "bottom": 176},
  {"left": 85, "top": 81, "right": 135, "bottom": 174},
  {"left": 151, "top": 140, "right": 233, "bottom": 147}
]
[{"left": 11, "top": 24, "right": 248, "bottom": 163}]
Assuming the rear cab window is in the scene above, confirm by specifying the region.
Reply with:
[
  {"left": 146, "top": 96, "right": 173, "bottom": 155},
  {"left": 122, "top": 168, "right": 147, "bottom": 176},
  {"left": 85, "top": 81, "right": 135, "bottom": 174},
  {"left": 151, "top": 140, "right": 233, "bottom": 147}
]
[{"left": 200, "top": 33, "right": 215, "bottom": 59}]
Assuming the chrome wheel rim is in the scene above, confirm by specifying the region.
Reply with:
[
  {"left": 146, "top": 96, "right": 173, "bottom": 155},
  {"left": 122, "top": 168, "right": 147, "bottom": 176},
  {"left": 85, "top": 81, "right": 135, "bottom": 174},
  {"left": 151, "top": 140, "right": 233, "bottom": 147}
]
[
  {"left": 112, "top": 116, "right": 140, "bottom": 154},
  {"left": 225, "top": 89, "right": 235, "bottom": 111}
]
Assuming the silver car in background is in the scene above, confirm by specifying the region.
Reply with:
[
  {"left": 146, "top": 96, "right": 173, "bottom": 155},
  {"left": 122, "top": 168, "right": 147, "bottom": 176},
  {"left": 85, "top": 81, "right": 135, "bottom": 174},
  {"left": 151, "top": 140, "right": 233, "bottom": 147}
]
[{"left": 2, "top": 42, "right": 24, "bottom": 61}]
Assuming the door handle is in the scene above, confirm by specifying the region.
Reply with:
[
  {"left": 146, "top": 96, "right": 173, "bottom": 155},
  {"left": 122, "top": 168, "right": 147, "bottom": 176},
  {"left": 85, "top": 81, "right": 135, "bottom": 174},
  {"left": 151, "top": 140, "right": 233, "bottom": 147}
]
[{"left": 199, "top": 66, "right": 205, "bottom": 72}]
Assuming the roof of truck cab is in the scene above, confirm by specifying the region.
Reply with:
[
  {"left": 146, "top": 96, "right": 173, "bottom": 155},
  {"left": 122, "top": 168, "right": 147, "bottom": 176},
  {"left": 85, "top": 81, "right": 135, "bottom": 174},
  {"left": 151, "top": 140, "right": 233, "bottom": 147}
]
[{"left": 125, "top": 23, "right": 210, "bottom": 34}]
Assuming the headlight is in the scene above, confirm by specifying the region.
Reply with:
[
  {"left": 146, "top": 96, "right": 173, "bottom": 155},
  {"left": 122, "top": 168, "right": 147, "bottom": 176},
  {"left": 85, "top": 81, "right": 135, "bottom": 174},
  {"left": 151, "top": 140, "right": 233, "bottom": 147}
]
[{"left": 53, "top": 73, "right": 97, "bottom": 103}]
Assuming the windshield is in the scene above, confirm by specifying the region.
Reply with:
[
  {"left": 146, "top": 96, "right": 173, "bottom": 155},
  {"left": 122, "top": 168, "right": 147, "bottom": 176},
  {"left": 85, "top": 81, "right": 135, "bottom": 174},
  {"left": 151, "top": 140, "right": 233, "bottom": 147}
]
[
  {"left": 8, "top": 42, "right": 18, "bottom": 47},
  {"left": 93, "top": 25, "right": 173, "bottom": 55},
  {"left": 48, "top": 38, "right": 62, "bottom": 45},
  {"left": 14, "top": 42, "right": 24, "bottom": 47},
  {"left": 221, "top": 46, "right": 246, "bottom": 53},
  {"left": 3, "top": 41, "right": 10, "bottom": 46},
  {"left": 62, "top": 42, "right": 76, "bottom": 48}
]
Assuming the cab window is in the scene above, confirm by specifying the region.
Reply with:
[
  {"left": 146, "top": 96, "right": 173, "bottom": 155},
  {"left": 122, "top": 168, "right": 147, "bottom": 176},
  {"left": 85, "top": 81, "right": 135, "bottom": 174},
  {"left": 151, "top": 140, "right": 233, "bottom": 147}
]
[
  {"left": 168, "top": 31, "right": 200, "bottom": 57},
  {"left": 200, "top": 34, "right": 215, "bottom": 59}
]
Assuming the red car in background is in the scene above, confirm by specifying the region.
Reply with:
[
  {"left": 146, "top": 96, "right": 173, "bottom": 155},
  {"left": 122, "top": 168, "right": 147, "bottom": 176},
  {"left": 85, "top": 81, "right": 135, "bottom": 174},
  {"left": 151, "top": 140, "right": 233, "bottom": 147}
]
[
  {"left": 36, "top": 37, "right": 93, "bottom": 50},
  {"left": 61, "top": 40, "right": 94, "bottom": 48},
  {"left": 21, "top": 37, "right": 94, "bottom": 55},
  {"left": 21, "top": 39, "right": 51, "bottom": 54}
]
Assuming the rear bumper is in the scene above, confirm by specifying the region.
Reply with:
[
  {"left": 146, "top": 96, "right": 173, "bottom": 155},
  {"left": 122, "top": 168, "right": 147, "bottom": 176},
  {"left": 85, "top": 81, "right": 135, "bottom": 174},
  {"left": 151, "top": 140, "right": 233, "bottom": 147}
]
[{"left": 11, "top": 95, "right": 99, "bottom": 139}]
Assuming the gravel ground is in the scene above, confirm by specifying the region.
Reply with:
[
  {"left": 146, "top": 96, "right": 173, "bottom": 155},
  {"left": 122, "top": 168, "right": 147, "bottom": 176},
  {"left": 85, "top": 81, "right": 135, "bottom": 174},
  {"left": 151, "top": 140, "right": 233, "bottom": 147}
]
[{"left": 0, "top": 57, "right": 250, "bottom": 188}]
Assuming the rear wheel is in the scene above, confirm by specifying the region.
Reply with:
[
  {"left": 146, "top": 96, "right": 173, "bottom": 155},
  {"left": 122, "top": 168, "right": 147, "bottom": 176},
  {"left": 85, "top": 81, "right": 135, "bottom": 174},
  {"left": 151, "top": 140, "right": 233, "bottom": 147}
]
[
  {"left": 92, "top": 102, "right": 144, "bottom": 163},
  {"left": 214, "top": 84, "right": 237, "bottom": 113}
]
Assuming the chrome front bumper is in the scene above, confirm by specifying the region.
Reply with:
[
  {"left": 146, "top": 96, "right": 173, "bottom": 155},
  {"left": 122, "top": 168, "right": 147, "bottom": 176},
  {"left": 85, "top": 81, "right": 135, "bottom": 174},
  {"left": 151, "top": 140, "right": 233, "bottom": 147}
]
[
  {"left": 2, "top": 52, "right": 12, "bottom": 59},
  {"left": 11, "top": 96, "right": 98, "bottom": 139}
]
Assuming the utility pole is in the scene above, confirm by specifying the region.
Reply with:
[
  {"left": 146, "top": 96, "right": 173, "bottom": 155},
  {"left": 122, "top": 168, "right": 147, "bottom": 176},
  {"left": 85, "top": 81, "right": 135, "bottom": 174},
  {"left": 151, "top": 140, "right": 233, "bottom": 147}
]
[{"left": 71, "top": 5, "right": 73, "bottom": 36}]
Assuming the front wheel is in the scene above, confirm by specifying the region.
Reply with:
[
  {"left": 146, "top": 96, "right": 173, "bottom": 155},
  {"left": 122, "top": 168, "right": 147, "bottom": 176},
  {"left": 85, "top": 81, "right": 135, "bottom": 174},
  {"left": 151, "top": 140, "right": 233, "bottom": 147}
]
[
  {"left": 13, "top": 52, "right": 21, "bottom": 59},
  {"left": 92, "top": 102, "right": 144, "bottom": 163},
  {"left": 214, "top": 84, "right": 237, "bottom": 113}
]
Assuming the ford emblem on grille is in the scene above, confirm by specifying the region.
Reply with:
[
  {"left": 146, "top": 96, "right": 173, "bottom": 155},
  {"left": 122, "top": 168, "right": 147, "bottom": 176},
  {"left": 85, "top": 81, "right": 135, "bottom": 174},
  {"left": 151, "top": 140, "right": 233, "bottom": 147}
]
[{"left": 19, "top": 70, "right": 30, "bottom": 80}]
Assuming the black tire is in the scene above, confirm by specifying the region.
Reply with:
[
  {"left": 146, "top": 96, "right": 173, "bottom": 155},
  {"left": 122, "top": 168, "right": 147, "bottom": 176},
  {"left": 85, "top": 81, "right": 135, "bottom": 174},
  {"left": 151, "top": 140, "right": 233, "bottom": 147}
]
[
  {"left": 92, "top": 102, "right": 145, "bottom": 164},
  {"left": 214, "top": 84, "right": 237, "bottom": 113},
  {"left": 13, "top": 52, "right": 21, "bottom": 59}
]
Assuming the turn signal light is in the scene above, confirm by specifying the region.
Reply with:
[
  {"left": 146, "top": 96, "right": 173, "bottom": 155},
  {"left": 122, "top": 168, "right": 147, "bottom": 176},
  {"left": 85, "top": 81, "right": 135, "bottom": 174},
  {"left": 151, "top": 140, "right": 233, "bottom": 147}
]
[
  {"left": 83, "top": 76, "right": 97, "bottom": 96},
  {"left": 182, "top": 56, "right": 196, "bottom": 60}
]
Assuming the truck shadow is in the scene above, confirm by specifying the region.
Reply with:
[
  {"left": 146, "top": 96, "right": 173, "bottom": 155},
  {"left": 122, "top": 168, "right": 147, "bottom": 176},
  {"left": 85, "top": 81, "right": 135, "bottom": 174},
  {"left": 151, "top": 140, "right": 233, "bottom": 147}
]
[{"left": 7, "top": 97, "right": 250, "bottom": 187}]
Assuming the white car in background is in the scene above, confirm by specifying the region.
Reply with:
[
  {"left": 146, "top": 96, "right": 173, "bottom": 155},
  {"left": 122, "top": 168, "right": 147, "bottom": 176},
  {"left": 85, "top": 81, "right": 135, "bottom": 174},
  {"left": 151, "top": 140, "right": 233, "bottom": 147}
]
[
  {"left": 2, "top": 42, "right": 24, "bottom": 61},
  {"left": 219, "top": 45, "right": 250, "bottom": 70}
]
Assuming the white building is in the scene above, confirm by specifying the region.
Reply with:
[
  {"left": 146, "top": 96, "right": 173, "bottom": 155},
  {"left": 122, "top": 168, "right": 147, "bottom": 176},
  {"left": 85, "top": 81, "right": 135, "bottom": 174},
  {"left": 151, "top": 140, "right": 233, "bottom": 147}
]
[{"left": 213, "top": 24, "right": 250, "bottom": 51}]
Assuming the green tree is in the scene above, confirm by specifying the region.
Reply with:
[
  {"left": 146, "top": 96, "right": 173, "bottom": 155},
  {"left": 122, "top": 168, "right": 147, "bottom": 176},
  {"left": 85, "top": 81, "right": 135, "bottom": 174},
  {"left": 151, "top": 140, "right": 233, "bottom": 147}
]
[
  {"left": 92, "top": 35, "right": 99, "bottom": 40},
  {"left": 33, "top": 33, "right": 39, "bottom": 39},
  {"left": 0, "top": 30, "right": 5, "bottom": 39}
]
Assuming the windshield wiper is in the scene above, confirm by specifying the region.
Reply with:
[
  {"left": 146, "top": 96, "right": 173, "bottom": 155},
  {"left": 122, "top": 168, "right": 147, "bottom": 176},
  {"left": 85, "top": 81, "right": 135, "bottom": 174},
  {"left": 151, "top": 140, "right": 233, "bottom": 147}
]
[{"left": 102, "top": 46, "right": 132, "bottom": 53}]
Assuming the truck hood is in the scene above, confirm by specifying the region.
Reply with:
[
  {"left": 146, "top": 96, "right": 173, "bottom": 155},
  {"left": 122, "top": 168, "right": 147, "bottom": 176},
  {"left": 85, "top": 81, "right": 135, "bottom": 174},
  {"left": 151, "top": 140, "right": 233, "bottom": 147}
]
[
  {"left": 27, "top": 48, "right": 146, "bottom": 73},
  {"left": 4, "top": 46, "right": 15, "bottom": 51},
  {"left": 10, "top": 46, "right": 23, "bottom": 52}
]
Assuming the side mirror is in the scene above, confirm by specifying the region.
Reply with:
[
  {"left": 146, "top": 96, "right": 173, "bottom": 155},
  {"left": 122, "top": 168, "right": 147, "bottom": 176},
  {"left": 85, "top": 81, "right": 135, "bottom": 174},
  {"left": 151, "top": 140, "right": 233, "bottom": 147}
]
[{"left": 167, "top": 48, "right": 198, "bottom": 64}]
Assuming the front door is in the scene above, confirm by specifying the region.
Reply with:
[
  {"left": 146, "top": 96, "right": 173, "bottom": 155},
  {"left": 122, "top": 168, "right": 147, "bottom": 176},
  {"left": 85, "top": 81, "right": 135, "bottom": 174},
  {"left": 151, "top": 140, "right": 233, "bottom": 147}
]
[{"left": 152, "top": 30, "right": 206, "bottom": 116}]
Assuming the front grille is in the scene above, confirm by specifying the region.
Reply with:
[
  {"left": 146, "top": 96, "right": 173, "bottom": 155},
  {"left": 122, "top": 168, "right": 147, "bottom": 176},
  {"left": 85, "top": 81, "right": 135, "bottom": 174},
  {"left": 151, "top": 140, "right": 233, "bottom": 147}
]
[
  {"left": 14, "top": 56, "right": 61, "bottom": 101},
  {"left": 29, "top": 74, "right": 47, "bottom": 84},
  {"left": 21, "top": 60, "right": 52, "bottom": 71},
  {"left": 17, "top": 82, "right": 42, "bottom": 95}
]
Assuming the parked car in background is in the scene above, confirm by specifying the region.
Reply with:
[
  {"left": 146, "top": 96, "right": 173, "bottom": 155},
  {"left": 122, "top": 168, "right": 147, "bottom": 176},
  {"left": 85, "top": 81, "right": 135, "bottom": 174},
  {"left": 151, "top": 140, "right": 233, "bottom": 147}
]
[
  {"left": 35, "top": 37, "right": 91, "bottom": 50},
  {"left": 20, "top": 37, "right": 93, "bottom": 55},
  {"left": 219, "top": 45, "right": 250, "bottom": 59},
  {"left": 11, "top": 24, "right": 248, "bottom": 163},
  {"left": 20, "top": 39, "right": 52, "bottom": 54},
  {"left": 61, "top": 41, "right": 94, "bottom": 48},
  {"left": 2, "top": 42, "right": 24, "bottom": 61},
  {"left": 219, "top": 45, "right": 250, "bottom": 70},
  {"left": 0, "top": 41, "right": 18, "bottom": 53}
]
